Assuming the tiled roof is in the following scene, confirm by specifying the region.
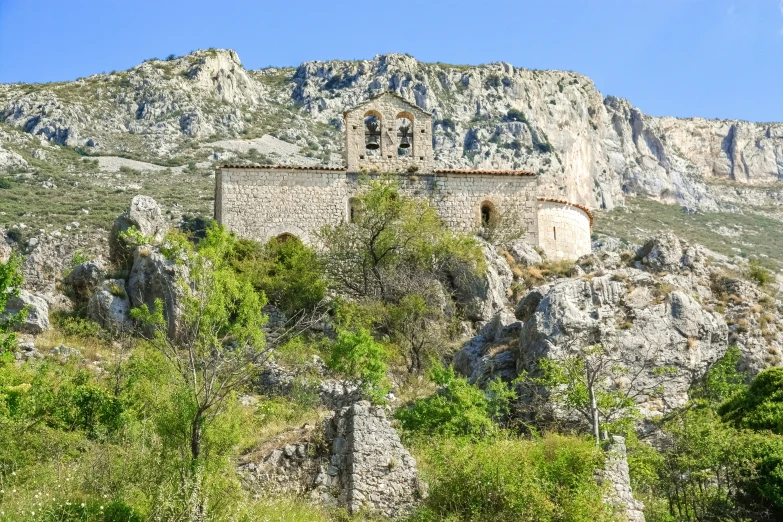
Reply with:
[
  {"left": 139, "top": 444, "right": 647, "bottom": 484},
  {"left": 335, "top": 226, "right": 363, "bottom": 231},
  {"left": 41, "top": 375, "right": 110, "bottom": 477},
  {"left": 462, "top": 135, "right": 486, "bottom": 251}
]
[
  {"left": 218, "top": 164, "right": 346, "bottom": 171},
  {"left": 537, "top": 197, "right": 594, "bottom": 227},
  {"left": 434, "top": 168, "right": 536, "bottom": 177}
]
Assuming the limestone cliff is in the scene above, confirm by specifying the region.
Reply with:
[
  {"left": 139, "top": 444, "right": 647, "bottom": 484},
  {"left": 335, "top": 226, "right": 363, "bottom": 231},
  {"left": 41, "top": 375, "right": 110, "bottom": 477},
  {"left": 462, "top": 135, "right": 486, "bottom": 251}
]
[{"left": 1, "top": 50, "right": 782, "bottom": 211}]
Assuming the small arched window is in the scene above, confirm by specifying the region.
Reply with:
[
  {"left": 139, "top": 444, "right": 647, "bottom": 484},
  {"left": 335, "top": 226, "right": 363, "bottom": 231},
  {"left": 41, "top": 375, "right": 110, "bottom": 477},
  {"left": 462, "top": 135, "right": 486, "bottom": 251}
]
[
  {"left": 348, "top": 197, "right": 361, "bottom": 223},
  {"left": 480, "top": 200, "right": 496, "bottom": 227},
  {"left": 274, "top": 233, "right": 300, "bottom": 244}
]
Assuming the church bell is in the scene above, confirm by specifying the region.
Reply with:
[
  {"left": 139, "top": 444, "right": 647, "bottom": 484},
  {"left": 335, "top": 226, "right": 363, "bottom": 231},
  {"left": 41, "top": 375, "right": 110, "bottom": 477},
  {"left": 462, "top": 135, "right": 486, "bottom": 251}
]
[{"left": 365, "top": 121, "right": 380, "bottom": 150}]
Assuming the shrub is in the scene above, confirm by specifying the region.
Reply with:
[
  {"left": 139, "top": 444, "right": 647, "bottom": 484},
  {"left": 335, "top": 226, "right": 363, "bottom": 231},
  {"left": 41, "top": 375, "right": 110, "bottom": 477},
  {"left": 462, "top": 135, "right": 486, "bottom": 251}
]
[
  {"left": 535, "top": 141, "right": 554, "bottom": 153},
  {"left": 180, "top": 214, "right": 216, "bottom": 243},
  {"left": 504, "top": 109, "right": 528, "bottom": 123},
  {"left": 326, "top": 327, "right": 388, "bottom": 403},
  {"left": 747, "top": 259, "right": 773, "bottom": 287},
  {"left": 409, "top": 434, "right": 611, "bottom": 522},
  {"left": 396, "top": 366, "right": 513, "bottom": 439},
  {"left": 0, "top": 177, "right": 12, "bottom": 189}
]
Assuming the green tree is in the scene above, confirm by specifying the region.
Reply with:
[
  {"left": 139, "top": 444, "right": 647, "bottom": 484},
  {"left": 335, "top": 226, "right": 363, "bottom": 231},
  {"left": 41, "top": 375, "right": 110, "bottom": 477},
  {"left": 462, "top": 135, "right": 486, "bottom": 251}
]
[
  {"left": 534, "top": 343, "right": 676, "bottom": 444},
  {"left": 327, "top": 327, "right": 388, "bottom": 403},
  {"left": 0, "top": 254, "right": 25, "bottom": 357},
  {"left": 132, "top": 225, "right": 268, "bottom": 464},
  {"left": 317, "top": 177, "right": 484, "bottom": 302}
]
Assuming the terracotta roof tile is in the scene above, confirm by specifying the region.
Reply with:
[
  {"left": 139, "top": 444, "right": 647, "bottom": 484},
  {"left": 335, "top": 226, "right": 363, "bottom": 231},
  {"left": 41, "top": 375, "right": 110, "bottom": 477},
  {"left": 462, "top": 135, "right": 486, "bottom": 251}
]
[
  {"left": 434, "top": 168, "right": 536, "bottom": 176},
  {"left": 218, "top": 164, "right": 346, "bottom": 171},
  {"left": 537, "top": 197, "right": 594, "bottom": 227}
]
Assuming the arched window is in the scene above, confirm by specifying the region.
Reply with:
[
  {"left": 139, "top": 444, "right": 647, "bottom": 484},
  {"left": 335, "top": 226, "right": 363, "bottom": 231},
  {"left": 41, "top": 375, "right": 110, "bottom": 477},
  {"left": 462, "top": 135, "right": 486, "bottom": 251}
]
[
  {"left": 480, "top": 200, "right": 496, "bottom": 227},
  {"left": 274, "top": 233, "right": 300, "bottom": 244},
  {"left": 396, "top": 111, "right": 414, "bottom": 157},
  {"left": 348, "top": 197, "right": 361, "bottom": 223},
  {"left": 363, "top": 111, "right": 382, "bottom": 156}
]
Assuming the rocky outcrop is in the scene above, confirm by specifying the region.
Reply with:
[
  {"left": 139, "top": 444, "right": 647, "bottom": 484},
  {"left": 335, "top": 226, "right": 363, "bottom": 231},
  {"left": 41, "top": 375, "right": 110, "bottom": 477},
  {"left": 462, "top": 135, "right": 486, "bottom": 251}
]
[
  {"left": 109, "top": 196, "right": 169, "bottom": 264},
  {"left": 127, "top": 246, "right": 187, "bottom": 339},
  {"left": 88, "top": 279, "right": 132, "bottom": 332},
  {"left": 241, "top": 401, "right": 422, "bottom": 518},
  {"left": 64, "top": 258, "right": 106, "bottom": 302},
  {"left": 507, "top": 239, "right": 543, "bottom": 266},
  {"left": 598, "top": 436, "right": 645, "bottom": 522},
  {"left": 2, "top": 290, "right": 50, "bottom": 334},
  {"left": 450, "top": 242, "right": 513, "bottom": 322}
]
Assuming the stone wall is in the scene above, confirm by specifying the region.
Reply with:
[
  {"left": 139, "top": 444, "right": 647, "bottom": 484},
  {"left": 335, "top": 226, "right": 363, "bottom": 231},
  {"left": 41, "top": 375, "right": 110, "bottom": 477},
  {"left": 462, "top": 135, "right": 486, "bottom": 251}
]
[
  {"left": 215, "top": 167, "right": 539, "bottom": 246},
  {"left": 536, "top": 199, "right": 592, "bottom": 261},
  {"left": 239, "top": 401, "right": 422, "bottom": 519},
  {"left": 344, "top": 92, "right": 434, "bottom": 173},
  {"left": 598, "top": 436, "right": 646, "bottom": 522}
]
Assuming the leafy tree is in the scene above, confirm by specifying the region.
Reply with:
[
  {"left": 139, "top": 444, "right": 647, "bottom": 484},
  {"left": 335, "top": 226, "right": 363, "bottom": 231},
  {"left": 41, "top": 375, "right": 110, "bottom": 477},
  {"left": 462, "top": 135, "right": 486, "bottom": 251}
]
[
  {"left": 534, "top": 343, "right": 676, "bottom": 444},
  {"left": 384, "top": 293, "right": 452, "bottom": 373},
  {"left": 228, "top": 235, "right": 327, "bottom": 316},
  {"left": 317, "top": 177, "right": 484, "bottom": 302},
  {"left": 720, "top": 366, "right": 783, "bottom": 434},
  {"left": 131, "top": 225, "right": 268, "bottom": 464},
  {"left": 396, "top": 365, "right": 514, "bottom": 439},
  {"left": 326, "top": 327, "right": 388, "bottom": 403},
  {"left": 0, "top": 253, "right": 25, "bottom": 357}
]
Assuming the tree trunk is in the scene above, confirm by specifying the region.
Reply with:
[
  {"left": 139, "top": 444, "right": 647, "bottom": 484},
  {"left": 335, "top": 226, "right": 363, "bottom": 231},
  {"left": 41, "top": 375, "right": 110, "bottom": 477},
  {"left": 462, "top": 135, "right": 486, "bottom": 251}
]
[
  {"left": 190, "top": 414, "right": 202, "bottom": 461},
  {"left": 588, "top": 382, "right": 600, "bottom": 445}
]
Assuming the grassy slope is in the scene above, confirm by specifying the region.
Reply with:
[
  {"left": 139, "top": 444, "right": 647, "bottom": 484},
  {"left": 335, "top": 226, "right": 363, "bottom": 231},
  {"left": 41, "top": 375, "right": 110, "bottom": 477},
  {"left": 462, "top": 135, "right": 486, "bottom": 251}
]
[{"left": 594, "top": 196, "right": 783, "bottom": 272}]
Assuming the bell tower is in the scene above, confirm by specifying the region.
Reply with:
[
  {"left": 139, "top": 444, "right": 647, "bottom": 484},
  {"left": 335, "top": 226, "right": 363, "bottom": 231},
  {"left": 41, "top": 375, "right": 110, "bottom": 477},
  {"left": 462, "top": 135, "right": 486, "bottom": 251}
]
[{"left": 343, "top": 92, "right": 434, "bottom": 173}]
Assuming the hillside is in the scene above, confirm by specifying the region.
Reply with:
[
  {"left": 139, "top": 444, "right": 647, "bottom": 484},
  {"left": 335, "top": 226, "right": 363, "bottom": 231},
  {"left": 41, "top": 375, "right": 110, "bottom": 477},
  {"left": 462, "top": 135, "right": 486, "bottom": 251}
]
[{"left": 1, "top": 49, "right": 783, "bottom": 274}]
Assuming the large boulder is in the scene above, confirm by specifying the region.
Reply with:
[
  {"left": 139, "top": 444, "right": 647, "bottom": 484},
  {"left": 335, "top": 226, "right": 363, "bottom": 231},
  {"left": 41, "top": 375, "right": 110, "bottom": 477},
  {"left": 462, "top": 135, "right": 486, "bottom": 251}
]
[
  {"left": 88, "top": 279, "right": 132, "bottom": 332},
  {"left": 637, "top": 234, "right": 683, "bottom": 273},
  {"left": 450, "top": 242, "right": 513, "bottom": 322},
  {"left": 507, "top": 239, "right": 543, "bottom": 266},
  {"left": 109, "top": 196, "right": 169, "bottom": 263},
  {"left": 127, "top": 246, "right": 187, "bottom": 339},
  {"left": 516, "top": 271, "right": 728, "bottom": 417},
  {"left": 2, "top": 290, "right": 50, "bottom": 334},
  {"left": 64, "top": 258, "right": 106, "bottom": 302}
]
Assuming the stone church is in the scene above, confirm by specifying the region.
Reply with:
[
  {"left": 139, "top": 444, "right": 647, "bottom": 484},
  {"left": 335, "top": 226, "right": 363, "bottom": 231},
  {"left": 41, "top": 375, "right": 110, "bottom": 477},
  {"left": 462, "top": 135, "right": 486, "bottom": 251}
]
[{"left": 214, "top": 92, "right": 592, "bottom": 260}]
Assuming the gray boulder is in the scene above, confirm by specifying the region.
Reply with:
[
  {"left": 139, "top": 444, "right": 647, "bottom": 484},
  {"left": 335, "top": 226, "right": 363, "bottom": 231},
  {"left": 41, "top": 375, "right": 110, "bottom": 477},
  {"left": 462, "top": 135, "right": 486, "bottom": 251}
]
[
  {"left": 637, "top": 234, "right": 683, "bottom": 273},
  {"left": 507, "top": 239, "right": 542, "bottom": 266},
  {"left": 2, "top": 290, "right": 50, "bottom": 334},
  {"left": 88, "top": 279, "right": 132, "bottom": 332},
  {"left": 450, "top": 242, "right": 513, "bottom": 322},
  {"left": 109, "top": 196, "right": 169, "bottom": 263},
  {"left": 516, "top": 273, "right": 728, "bottom": 417},
  {"left": 127, "top": 246, "right": 187, "bottom": 339},
  {"left": 64, "top": 257, "right": 106, "bottom": 302}
]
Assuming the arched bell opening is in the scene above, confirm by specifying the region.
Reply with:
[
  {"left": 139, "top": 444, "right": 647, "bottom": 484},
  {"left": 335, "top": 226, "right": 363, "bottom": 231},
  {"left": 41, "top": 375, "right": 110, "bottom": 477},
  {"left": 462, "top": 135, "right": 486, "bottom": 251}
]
[
  {"left": 396, "top": 112, "right": 414, "bottom": 157},
  {"left": 479, "top": 200, "right": 496, "bottom": 227},
  {"left": 364, "top": 111, "right": 382, "bottom": 157}
]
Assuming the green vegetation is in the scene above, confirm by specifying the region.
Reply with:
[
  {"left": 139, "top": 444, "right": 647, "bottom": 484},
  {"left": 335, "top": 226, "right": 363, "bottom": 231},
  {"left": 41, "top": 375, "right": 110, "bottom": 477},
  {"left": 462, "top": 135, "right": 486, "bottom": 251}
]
[
  {"left": 0, "top": 254, "right": 25, "bottom": 354},
  {"left": 595, "top": 196, "right": 783, "bottom": 271}
]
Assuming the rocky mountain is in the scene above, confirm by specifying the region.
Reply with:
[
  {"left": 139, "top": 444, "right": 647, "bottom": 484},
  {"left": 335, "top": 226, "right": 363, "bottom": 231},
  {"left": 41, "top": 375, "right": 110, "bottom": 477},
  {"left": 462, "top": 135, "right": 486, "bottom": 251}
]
[{"left": 2, "top": 49, "right": 782, "bottom": 215}]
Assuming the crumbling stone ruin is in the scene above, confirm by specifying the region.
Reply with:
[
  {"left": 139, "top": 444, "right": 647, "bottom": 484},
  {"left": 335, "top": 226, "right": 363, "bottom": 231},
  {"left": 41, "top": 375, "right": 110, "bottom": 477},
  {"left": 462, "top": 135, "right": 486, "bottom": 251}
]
[
  {"left": 215, "top": 92, "right": 593, "bottom": 261},
  {"left": 240, "top": 401, "right": 422, "bottom": 518}
]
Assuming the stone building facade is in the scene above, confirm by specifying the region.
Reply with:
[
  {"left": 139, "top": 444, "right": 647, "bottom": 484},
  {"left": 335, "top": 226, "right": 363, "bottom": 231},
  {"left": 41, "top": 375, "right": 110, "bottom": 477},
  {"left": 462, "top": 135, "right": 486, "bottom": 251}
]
[{"left": 215, "top": 92, "right": 592, "bottom": 260}]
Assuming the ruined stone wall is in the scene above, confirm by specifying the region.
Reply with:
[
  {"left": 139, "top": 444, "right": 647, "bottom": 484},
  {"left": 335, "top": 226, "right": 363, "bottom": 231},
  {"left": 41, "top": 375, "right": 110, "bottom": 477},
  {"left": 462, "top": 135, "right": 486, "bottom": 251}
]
[
  {"left": 536, "top": 200, "right": 591, "bottom": 261},
  {"left": 216, "top": 167, "right": 539, "bottom": 246},
  {"left": 344, "top": 93, "right": 434, "bottom": 173}
]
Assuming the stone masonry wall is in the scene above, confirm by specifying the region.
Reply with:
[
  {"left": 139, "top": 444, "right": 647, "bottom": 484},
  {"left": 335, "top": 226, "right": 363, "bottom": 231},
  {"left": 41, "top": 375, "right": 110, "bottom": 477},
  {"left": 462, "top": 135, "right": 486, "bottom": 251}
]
[
  {"left": 216, "top": 167, "right": 539, "bottom": 246},
  {"left": 345, "top": 92, "right": 434, "bottom": 173},
  {"left": 536, "top": 200, "right": 591, "bottom": 261}
]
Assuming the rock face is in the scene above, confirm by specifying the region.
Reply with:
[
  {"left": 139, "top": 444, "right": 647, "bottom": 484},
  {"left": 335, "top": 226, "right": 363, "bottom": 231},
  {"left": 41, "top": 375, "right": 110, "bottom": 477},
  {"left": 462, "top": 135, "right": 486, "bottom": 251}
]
[
  {"left": 88, "top": 279, "right": 132, "bottom": 332},
  {"left": 241, "top": 401, "right": 422, "bottom": 518},
  {"left": 451, "top": 242, "right": 513, "bottom": 322},
  {"left": 109, "top": 196, "right": 169, "bottom": 263},
  {"left": 2, "top": 290, "right": 50, "bottom": 334},
  {"left": 516, "top": 275, "right": 728, "bottom": 416},
  {"left": 127, "top": 247, "right": 187, "bottom": 339},
  {"left": 507, "top": 239, "right": 543, "bottom": 266},
  {"left": 4, "top": 50, "right": 781, "bottom": 213},
  {"left": 598, "top": 436, "right": 646, "bottom": 522}
]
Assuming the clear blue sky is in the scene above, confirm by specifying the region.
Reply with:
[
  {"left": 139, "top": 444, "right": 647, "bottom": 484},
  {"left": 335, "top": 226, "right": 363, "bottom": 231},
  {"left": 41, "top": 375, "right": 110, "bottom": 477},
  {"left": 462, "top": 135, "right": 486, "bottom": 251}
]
[{"left": 1, "top": 0, "right": 782, "bottom": 122}]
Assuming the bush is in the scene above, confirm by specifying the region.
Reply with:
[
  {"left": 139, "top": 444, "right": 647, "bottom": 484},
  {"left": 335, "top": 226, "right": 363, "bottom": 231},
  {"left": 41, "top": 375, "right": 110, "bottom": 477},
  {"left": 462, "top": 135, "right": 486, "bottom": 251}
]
[
  {"left": 179, "top": 214, "right": 216, "bottom": 243},
  {"left": 719, "top": 366, "right": 783, "bottom": 433},
  {"left": 409, "top": 434, "right": 611, "bottom": 522},
  {"left": 504, "top": 109, "right": 528, "bottom": 123},
  {"left": 396, "top": 366, "right": 513, "bottom": 439},
  {"left": 0, "top": 177, "right": 12, "bottom": 189},
  {"left": 747, "top": 259, "right": 773, "bottom": 286}
]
